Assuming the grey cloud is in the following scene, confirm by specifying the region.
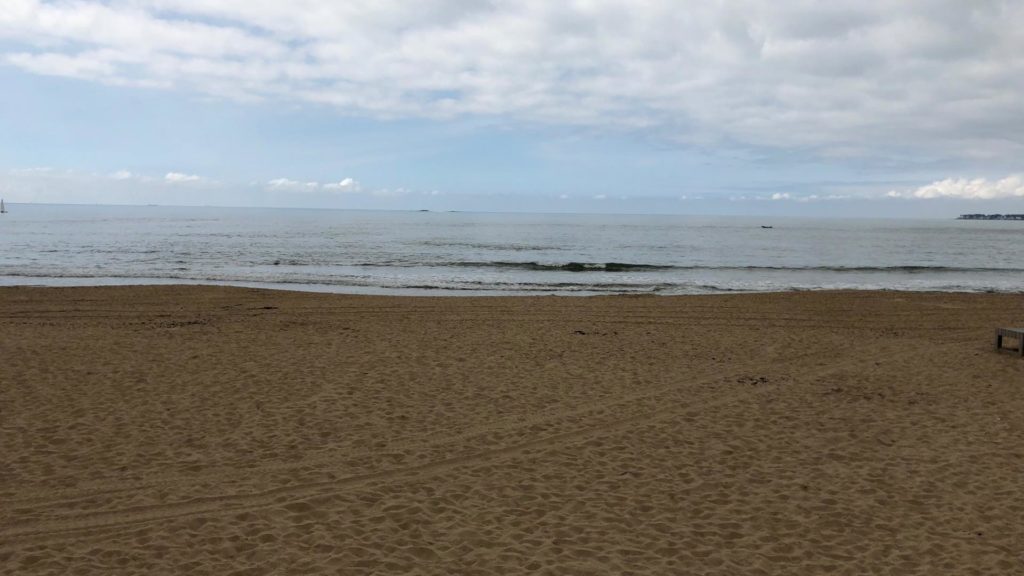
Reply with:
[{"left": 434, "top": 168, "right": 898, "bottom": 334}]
[{"left": 1, "top": 0, "right": 1022, "bottom": 170}]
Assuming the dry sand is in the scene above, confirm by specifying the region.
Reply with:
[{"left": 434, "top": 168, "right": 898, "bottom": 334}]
[{"left": 1, "top": 285, "right": 1023, "bottom": 575}]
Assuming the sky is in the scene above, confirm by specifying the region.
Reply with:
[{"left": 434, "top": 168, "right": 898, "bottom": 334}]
[{"left": 1, "top": 0, "right": 1023, "bottom": 216}]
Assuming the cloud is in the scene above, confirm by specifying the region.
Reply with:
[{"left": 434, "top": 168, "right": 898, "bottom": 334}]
[
  {"left": 2, "top": 167, "right": 400, "bottom": 207},
  {"left": 2, "top": 166, "right": 219, "bottom": 205},
  {"left": 1, "top": 1, "right": 1022, "bottom": 165},
  {"left": 267, "top": 177, "right": 319, "bottom": 191},
  {"left": 6, "top": 51, "right": 117, "bottom": 80},
  {"left": 890, "top": 175, "right": 1024, "bottom": 200},
  {"left": 758, "top": 191, "right": 856, "bottom": 202},
  {"left": 323, "top": 177, "right": 361, "bottom": 193},
  {"left": 164, "top": 171, "right": 201, "bottom": 182}
]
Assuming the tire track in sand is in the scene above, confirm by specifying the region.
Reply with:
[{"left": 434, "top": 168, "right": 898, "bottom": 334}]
[{"left": 0, "top": 341, "right": 938, "bottom": 548}]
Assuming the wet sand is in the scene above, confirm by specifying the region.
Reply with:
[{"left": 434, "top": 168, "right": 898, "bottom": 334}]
[{"left": 2, "top": 285, "right": 1023, "bottom": 574}]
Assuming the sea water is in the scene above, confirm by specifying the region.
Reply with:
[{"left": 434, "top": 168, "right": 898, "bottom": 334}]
[{"left": 1, "top": 204, "right": 1022, "bottom": 295}]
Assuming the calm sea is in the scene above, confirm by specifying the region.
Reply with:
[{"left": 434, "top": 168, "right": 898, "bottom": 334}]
[{"left": 1, "top": 204, "right": 1022, "bottom": 295}]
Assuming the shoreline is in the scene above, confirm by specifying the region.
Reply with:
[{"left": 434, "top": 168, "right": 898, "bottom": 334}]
[
  {"left": 1, "top": 275, "right": 1021, "bottom": 297},
  {"left": 3, "top": 286, "right": 1023, "bottom": 574}
]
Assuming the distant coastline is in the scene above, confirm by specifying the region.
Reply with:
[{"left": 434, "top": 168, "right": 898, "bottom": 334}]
[{"left": 957, "top": 213, "right": 1024, "bottom": 220}]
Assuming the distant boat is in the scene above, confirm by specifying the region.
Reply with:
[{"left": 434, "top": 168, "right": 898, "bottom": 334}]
[
  {"left": 760, "top": 225, "right": 773, "bottom": 229},
  {"left": 0, "top": 199, "right": 6, "bottom": 214}
]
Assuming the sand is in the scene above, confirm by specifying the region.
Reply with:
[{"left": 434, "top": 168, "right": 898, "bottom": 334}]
[{"left": 1, "top": 285, "right": 1023, "bottom": 575}]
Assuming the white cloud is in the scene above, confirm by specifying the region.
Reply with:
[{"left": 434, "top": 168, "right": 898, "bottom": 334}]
[
  {"left": 796, "top": 194, "right": 851, "bottom": 202},
  {"left": 593, "top": 194, "right": 606, "bottom": 200},
  {"left": 165, "top": 171, "right": 201, "bottom": 182},
  {"left": 2, "top": 166, "right": 219, "bottom": 204},
  {"left": 6, "top": 51, "right": 116, "bottom": 80},
  {"left": 771, "top": 192, "right": 791, "bottom": 200},
  {"left": 889, "top": 175, "right": 1024, "bottom": 200},
  {"left": 323, "top": 177, "right": 360, "bottom": 193},
  {"left": 267, "top": 177, "right": 319, "bottom": 191},
  {"left": 2, "top": 166, "right": 405, "bottom": 207},
  {"left": 1, "top": 1, "right": 1022, "bottom": 165},
  {"left": 0, "top": 1, "right": 282, "bottom": 58}
]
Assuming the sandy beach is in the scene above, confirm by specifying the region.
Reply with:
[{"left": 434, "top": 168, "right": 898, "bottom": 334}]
[{"left": 1, "top": 285, "right": 1023, "bottom": 574}]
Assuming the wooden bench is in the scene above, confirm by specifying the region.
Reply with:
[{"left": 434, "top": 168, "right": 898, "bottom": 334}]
[{"left": 995, "top": 328, "right": 1024, "bottom": 356}]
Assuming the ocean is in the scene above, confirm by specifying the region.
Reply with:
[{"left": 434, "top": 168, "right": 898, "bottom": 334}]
[{"left": 1, "top": 204, "right": 1022, "bottom": 295}]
